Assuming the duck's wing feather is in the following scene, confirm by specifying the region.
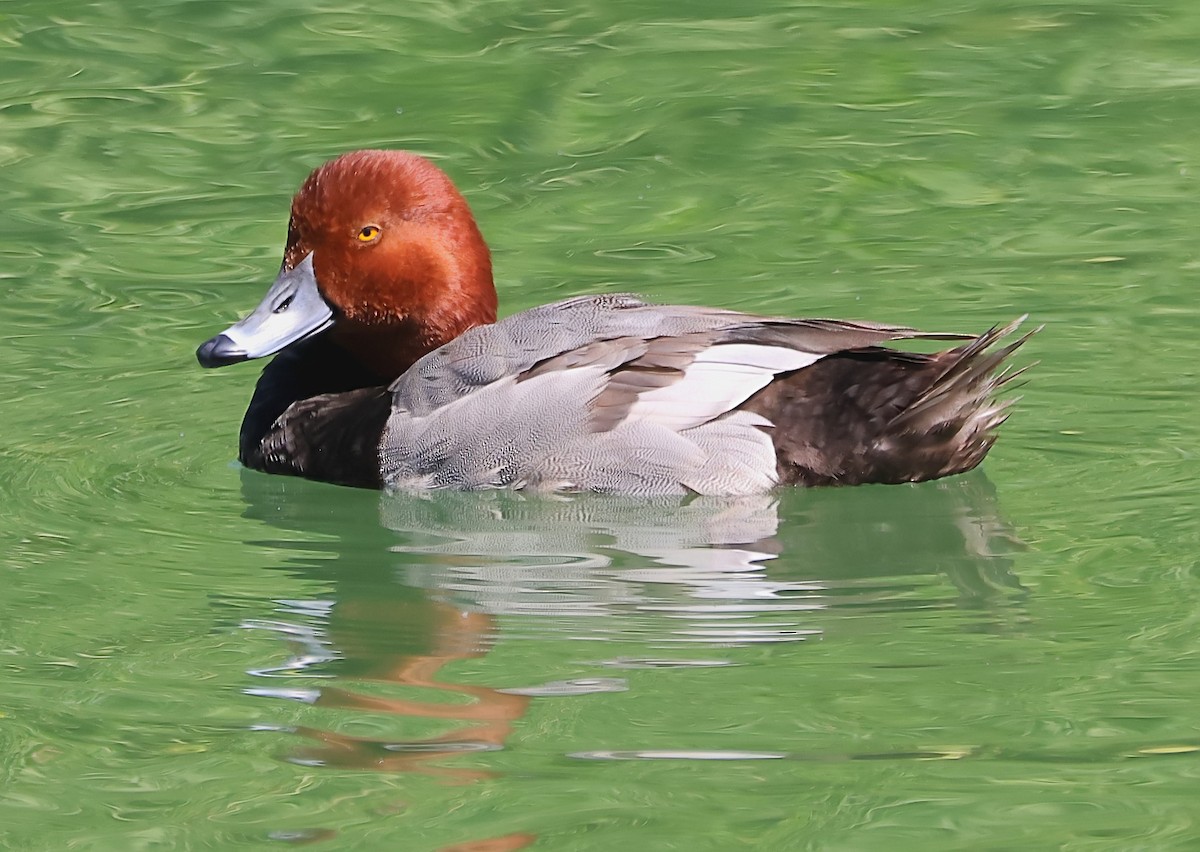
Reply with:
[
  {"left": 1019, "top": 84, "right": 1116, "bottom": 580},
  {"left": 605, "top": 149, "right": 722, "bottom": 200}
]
[
  {"left": 380, "top": 295, "right": 965, "bottom": 494},
  {"left": 389, "top": 294, "right": 959, "bottom": 412}
]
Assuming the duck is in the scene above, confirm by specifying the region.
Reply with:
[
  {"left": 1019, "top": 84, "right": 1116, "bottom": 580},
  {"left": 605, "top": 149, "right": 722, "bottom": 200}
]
[{"left": 196, "top": 149, "right": 1034, "bottom": 495}]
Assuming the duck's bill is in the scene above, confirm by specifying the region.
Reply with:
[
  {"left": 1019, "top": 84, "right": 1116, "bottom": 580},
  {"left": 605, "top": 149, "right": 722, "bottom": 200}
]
[{"left": 196, "top": 253, "right": 334, "bottom": 368}]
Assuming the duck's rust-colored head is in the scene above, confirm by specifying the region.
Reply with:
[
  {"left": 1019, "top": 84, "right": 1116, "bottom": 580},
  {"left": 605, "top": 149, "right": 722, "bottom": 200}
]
[{"left": 197, "top": 150, "right": 497, "bottom": 380}]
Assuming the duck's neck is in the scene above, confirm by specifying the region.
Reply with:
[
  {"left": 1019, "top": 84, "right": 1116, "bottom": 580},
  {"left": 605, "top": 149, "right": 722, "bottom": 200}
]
[
  {"left": 330, "top": 302, "right": 497, "bottom": 382},
  {"left": 330, "top": 317, "right": 448, "bottom": 383}
]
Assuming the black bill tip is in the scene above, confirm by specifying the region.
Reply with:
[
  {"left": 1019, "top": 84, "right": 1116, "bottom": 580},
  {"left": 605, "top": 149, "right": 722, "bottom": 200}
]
[{"left": 196, "top": 333, "right": 248, "bottom": 368}]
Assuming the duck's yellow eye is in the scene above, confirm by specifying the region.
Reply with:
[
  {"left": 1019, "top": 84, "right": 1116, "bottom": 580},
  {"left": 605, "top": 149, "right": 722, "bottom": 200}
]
[{"left": 356, "top": 225, "right": 382, "bottom": 243}]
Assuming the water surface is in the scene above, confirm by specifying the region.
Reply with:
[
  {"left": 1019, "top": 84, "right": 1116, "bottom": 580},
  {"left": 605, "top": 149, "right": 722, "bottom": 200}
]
[{"left": 2, "top": 1, "right": 1199, "bottom": 849}]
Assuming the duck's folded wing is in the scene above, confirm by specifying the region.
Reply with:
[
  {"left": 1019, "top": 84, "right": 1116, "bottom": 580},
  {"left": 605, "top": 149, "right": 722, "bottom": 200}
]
[
  {"left": 380, "top": 295, "right": 965, "bottom": 493},
  {"left": 389, "top": 294, "right": 957, "bottom": 410}
]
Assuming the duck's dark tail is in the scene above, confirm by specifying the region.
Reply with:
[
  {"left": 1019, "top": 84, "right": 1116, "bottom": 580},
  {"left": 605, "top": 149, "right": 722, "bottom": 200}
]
[{"left": 742, "top": 317, "right": 1038, "bottom": 486}]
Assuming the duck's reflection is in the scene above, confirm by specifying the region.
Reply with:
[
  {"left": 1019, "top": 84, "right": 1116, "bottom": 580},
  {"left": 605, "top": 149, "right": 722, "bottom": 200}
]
[
  {"left": 239, "top": 513, "right": 528, "bottom": 780},
  {"left": 238, "top": 471, "right": 1024, "bottom": 783}
]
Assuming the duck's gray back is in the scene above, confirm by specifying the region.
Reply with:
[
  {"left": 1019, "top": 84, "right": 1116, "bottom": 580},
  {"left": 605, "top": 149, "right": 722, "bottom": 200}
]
[{"left": 379, "top": 294, "right": 922, "bottom": 495}]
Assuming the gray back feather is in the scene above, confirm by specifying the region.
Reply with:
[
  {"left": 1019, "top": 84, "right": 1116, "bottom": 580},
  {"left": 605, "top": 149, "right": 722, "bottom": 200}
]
[{"left": 380, "top": 294, "right": 954, "bottom": 495}]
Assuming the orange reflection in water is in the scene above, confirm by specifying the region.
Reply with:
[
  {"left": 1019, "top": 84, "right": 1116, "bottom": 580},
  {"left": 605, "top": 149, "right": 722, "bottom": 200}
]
[{"left": 287, "top": 601, "right": 530, "bottom": 782}]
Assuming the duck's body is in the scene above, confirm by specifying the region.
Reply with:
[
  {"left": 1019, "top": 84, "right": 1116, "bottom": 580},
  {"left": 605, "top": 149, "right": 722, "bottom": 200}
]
[{"left": 198, "top": 150, "right": 1032, "bottom": 495}]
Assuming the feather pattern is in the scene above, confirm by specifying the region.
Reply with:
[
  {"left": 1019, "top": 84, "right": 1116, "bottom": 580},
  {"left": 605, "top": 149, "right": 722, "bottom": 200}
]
[{"left": 378, "top": 294, "right": 977, "bottom": 495}]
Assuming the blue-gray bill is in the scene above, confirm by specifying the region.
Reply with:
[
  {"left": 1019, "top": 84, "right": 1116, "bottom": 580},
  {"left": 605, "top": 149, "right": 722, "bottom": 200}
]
[{"left": 196, "top": 253, "right": 333, "bottom": 368}]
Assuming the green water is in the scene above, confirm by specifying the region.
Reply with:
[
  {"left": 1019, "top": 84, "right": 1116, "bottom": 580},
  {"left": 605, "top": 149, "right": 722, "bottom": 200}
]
[{"left": 3, "top": 0, "right": 1199, "bottom": 848}]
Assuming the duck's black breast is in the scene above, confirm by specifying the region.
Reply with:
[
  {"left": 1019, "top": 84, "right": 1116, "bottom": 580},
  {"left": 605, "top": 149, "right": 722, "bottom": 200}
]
[{"left": 239, "top": 337, "right": 392, "bottom": 488}]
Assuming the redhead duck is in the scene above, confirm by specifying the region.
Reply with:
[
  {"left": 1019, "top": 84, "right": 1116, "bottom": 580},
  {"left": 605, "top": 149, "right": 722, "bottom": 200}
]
[{"left": 197, "top": 150, "right": 1034, "bottom": 495}]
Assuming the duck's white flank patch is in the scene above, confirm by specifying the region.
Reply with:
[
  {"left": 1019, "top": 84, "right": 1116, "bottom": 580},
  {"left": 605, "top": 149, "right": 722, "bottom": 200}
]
[{"left": 626, "top": 344, "right": 822, "bottom": 431}]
